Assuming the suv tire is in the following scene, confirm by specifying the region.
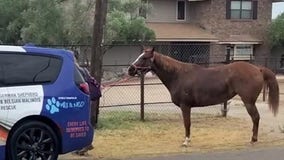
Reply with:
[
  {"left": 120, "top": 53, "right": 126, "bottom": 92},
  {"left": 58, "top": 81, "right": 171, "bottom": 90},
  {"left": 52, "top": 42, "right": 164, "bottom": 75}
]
[{"left": 7, "top": 121, "right": 59, "bottom": 160}]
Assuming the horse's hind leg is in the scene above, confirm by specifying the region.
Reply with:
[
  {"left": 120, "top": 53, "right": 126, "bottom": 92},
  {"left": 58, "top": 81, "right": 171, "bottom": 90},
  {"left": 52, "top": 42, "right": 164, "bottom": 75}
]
[{"left": 244, "top": 103, "right": 260, "bottom": 143}]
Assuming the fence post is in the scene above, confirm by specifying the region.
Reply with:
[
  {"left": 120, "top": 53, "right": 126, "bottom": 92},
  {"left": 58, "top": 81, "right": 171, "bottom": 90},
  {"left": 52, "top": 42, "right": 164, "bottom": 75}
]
[
  {"left": 222, "top": 102, "right": 228, "bottom": 117},
  {"left": 250, "top": 54, "right": 253, "bottom": 63},
  {"left": 263, "top": 57, "right": 268, "bottom": 102},
  {"left": 263, "top": 84, "right": 267, "bottom": 102},
  {"left": 140, "top": 74, "right": 145, "bottom": 121},
  {"left": 225, "top": 47, "right": 231, "bottom": 64},
  {"left": 222, "top": 46, "right": 231, "bottom": 117}
]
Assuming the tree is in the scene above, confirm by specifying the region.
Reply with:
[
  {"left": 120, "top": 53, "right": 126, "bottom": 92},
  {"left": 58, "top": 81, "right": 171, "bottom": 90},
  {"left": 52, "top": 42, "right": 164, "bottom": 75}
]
[
  {"left": 91, "top": 0, "right": 107, "bottom": 82},
  {"left": 269, "top": 13, "right": 284, "bottom": 47},
  {"left": 105, "top": 0, "right": 155, "bottom": 44},
  {"left": 0, "top": 0, "right": 95, "bottom": 45},
  {"left": 0, "top": 0, "right": 154, "bottom": 45},
  {"left": 89, "top": 0, "right": 155, "bottom": 126},
  {"left": 21, "top": 0, "right": 65, "bottom": 45},
  {"left": 89, "top": 0, "right": 155, "bottom": 86},
  {"left": 89, "top": 0, "right": 108, "bottom": 127},
  {"left": 63, "top": 0, "right": 95, "bottom": 44},
  {"left": 0, "top": 0, "right": 29, "bottom": 44}
]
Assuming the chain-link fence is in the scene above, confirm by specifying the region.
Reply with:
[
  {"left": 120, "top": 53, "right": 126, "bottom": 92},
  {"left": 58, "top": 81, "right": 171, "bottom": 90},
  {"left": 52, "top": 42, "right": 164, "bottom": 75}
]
[{"left": 40, "top": 43, "right": 284, "bottom": 121}]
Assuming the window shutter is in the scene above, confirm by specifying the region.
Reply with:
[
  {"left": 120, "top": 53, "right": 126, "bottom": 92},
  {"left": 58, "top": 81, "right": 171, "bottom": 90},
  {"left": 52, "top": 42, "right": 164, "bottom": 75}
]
[
  {"left": 226, "top": 0, "right": 231, "bottom": 19},
  {"left": 252, "top": 1, "right": 258, "bottom": 19}
]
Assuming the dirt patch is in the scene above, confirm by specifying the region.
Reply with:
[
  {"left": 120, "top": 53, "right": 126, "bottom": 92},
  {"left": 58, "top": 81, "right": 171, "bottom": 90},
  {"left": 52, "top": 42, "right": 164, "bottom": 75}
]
[{"left": 227, "top": 99, "right": 284, "bottom": 138}]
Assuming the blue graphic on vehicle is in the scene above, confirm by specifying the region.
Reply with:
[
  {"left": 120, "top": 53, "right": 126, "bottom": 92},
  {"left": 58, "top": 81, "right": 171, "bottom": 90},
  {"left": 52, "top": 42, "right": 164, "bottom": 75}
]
[
  {"left": 45, "top": 97, "right": 86, "bottom": 114},
  {"left": 46, "top": 97, "right": 60, "bottom": 114}
]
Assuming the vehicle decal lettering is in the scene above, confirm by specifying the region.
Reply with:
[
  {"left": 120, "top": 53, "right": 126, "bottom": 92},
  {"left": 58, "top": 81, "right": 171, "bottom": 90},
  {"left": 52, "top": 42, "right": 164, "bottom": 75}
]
[
  {"left": 66, "top": 120, "right": 90, "bottom": 138},
  {"left": 0, "top": 85, "right": 43, "bottom": 146},
  {"left": 45, "top": 97, "right": 85, "bottom": 114}
]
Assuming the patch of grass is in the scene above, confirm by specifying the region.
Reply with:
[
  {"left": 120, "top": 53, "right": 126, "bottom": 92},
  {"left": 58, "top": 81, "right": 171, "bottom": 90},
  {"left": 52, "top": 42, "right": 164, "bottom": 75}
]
[
  {"left": 97, "top": 111, "right": 184, "bottom": 130},
  {"left": 97, "top": 111, "right": 141, "bottom": 130},
  {"left": 91, "top": 111, "right": 284, "bottom": 160}
]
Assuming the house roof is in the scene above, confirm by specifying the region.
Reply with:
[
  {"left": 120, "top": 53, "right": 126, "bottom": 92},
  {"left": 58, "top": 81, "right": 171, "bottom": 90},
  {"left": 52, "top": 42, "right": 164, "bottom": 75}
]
[
  {"left": 146, "top": 22, "right": 218, "bottom": 42},
  {"left": 219, "top": 35, "right": 262, "bottom": 45}
]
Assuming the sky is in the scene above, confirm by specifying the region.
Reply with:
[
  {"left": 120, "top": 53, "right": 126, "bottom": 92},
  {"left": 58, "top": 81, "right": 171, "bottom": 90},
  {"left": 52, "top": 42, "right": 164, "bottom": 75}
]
[{"left": 272, "top": 2, "right": 284, "bottom": 19}]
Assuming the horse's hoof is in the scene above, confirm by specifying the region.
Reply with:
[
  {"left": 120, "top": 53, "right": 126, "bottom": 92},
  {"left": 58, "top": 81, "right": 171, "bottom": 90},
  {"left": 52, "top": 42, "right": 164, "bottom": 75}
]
[
  {"left": 250, "top": 137, "right": 258, "bottom": 144},
  {"left": 250, "top": 141, "right": 258, "bottom": 145},
  {"left": 181, "top": 142, "right": 190, "bottom": 147},
  {"left": 250, "top": 140, "right": 258, "bottom": 145},
  {"left": 181, "top": 144, "right": 188, "bottom": 147}
]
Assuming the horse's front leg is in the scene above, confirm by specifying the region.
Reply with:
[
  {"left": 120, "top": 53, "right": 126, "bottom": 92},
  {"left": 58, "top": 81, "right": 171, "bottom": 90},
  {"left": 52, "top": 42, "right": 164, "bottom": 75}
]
[{"left": 181, "top": 105, "right": 191, "bottom": 147}]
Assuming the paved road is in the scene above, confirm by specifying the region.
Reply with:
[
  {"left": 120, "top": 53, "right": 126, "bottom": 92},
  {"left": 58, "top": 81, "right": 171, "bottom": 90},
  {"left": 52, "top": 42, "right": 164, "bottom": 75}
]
[{"left": 128, "top": 147, "right": 284, "bottom": 160}]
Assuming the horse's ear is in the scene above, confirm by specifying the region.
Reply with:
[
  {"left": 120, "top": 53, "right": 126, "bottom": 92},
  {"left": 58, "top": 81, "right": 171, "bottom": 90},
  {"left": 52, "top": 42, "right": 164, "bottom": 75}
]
[
  {"left": 142, "top": 46, "right": 155, "bottom": 57},
  {"left": 151, "top": 47, "right": 155, "bottom": 53}
]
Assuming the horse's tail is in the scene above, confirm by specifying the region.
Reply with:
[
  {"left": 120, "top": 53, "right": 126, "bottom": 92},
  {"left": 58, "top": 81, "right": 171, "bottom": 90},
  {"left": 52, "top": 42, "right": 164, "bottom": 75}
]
[{"left": 261, "top": 67, "right": 279, "bottom": 116}]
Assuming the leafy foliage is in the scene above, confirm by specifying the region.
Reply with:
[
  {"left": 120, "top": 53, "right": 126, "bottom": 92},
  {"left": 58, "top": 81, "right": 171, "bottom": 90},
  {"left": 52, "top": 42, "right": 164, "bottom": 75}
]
[
  {"left": 0, "top": 0, "right": 29, "bottom": 44},
  {"left": 63, "top": 0, "right": 94, "bottom": 44},
  {"left": 105, "top": 0, "right": 155, "bottom": 44},
  {"left": 0, "top": 0, "right": 154, "bottom": 45},
  {"left": 21, "top": 0, "right": 64, "bottom": 45},
  {"left": 269, "top": 13, "right": 284, "bottom": 47}
]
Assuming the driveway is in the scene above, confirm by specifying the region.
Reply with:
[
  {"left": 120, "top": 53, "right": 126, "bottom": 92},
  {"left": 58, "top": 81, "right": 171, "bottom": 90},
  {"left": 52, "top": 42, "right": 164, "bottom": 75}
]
[
  {"left": 128, "top": 147, "right": 284, "bottom": 160},
  {"left": 59, "top": 147, "right": 284, "bottom": 160}
]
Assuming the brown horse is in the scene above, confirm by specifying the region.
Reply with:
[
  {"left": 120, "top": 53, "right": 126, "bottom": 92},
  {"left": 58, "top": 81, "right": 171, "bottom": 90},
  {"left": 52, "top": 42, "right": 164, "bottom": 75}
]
[{"left": 128, "top": 47, "right": 279, "bottom": 146}]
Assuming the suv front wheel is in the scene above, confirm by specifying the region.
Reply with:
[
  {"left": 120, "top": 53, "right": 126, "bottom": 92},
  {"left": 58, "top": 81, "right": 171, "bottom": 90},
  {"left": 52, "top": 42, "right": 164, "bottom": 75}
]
[{"left": 7, "top": 121, "right": 59, "bottom": 160}]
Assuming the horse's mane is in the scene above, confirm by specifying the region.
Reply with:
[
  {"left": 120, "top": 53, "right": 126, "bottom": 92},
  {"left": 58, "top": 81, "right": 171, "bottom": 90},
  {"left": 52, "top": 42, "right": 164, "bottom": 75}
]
[{"left": 153, "top": 52, "right": 200, "bottom": 72}]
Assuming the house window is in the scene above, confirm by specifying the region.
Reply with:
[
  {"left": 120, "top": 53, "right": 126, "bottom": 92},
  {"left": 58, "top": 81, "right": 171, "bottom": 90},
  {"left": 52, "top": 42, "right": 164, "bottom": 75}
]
[
  {"left": 232, "top": 44, "right": 253, "bottom": 60},
  {"left": 231, "top": 1, "right": 252, "bottom": 19},
  {"left": 226, "top": 0, "right": 257, "bottom": 20},
  {"left": 177, "top": 0, "right": 186, "bottom": 20}
]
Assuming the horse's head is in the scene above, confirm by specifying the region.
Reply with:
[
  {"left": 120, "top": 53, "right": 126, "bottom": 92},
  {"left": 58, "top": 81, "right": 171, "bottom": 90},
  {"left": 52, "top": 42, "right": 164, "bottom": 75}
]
[{"left": 128, "top": 47, "right": 155, "bottom": 76}]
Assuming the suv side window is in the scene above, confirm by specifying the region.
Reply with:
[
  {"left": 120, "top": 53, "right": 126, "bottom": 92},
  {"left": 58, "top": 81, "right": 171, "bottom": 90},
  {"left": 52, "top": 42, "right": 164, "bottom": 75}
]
[{"left": 0, "top": 53, "right": 62, "bottom": 86}]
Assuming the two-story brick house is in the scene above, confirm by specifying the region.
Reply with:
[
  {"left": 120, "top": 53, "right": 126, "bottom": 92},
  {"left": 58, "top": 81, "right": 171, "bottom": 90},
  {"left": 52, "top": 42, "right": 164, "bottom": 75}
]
[{"left": 145, "top": 0, "right": 283, "bottom": 64}]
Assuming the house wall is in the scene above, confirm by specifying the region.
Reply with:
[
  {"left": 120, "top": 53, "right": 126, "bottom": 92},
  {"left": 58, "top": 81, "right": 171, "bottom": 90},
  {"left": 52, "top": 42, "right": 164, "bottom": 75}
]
[
  {"left": 197, "top": 0, "right": 273, "bottom": 60},
  {"left": 74, "top": 45, "right": 141, "bottom": 80},
  {"left": 147, "top": 0, "right": 190, "bottom": 22},
  {"left": 103, "top": 46, "right": 141, "bottom": 65},
  {"left": 103, "top": 46, "right": 141, "bottom": 74},
  {"left": 188, "top": 0, "right": 212, "bottom": 26},
  {"left": 146, "top": 0, "right": 274, "bottom": 65}
]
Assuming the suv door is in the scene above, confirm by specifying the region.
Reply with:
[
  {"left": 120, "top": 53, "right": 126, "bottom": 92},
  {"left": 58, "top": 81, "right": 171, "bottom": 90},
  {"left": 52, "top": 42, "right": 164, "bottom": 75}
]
[
  {"left": 0, "top": 56, "right": 10, "bottom": 146},
  {"left": 0, "top": 53, "right": 61, "bottom": 126}
]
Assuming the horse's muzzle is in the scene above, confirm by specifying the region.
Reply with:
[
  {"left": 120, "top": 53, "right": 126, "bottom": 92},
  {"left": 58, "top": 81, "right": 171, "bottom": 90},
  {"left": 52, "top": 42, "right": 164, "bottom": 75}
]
[{"left": 128, "top": 65, "right": 137, "bottom": 76}]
